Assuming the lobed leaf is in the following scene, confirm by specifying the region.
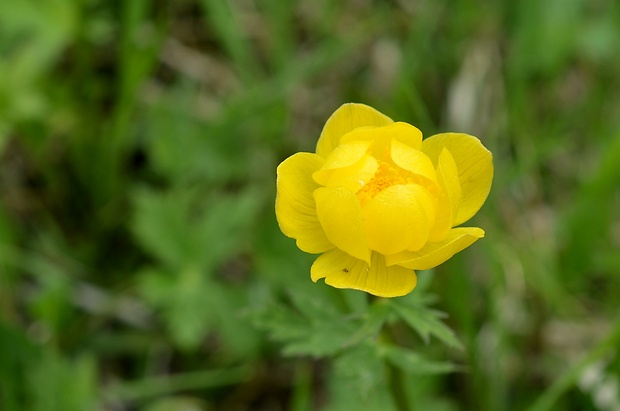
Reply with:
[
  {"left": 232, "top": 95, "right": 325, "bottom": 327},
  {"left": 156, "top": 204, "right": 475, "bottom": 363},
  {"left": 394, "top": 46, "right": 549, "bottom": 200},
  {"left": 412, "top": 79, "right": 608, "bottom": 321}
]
[
  {"left": 379, "top": 344, "right": 459, "bottom": 375},
  {"left": 391, "top": 299, "right": 463, "bottom": 350}
]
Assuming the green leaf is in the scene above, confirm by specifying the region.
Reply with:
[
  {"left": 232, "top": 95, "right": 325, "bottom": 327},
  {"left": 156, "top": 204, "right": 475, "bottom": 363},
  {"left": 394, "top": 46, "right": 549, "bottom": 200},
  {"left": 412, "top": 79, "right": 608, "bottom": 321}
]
[
  {"left": 253, "top": 290, "right": 394, "bottom": 358},
  {"left": 0, "top": 323, "right": 38, "bottom": 411},
  {"left": 29, "top": 352, "right": 98, "bottom": 411},
  {"left": 205, "top": 284, "right": 261, "bottom": 358},
  {"left": 391, "top": 299, "right": 463, "bottom": 350},
  {"left": 146, "top": 97, "right": 248, "bottom": 183},
  {"left": 139, "top": 268, "right": 217, "bottom": 350},
  {"left": 253, "top": 285, "right": 388, "bottom": 357},
  {"left": 143, "top": 396, "right": 207, "bottom": 411},
  {"left": 334, "top": 343, "right": 385, "bottom": 394},
  {"left": 139, "top": 266, "right": 258, "bottom": 355},
  {"left": 132, "top": 189, "right": 198, "bottom": 269},
  {"left": 326, "top": 343, "right": 396, "bottom": 411},
  {"left": 343, "top": 300, "right": 390, "bottom": 347},
  {"left": 0, "top": 0, "right": 76, "bottom": 130},
  {"left": 198, "top": 0, "right": 258, "bottom": 82},
  {"left": 132, "top": 187, "right": 258, "bottom": 271},
  {"left": 252, "top": 301, "right": 358, "bottom": 357},
  {"left": 109, "top": 367, "right": 250, "bottom": 403},
  {"left": 379, "top": 345, "right": 458, "bottom": 375},
  {"left": 196, "top": 189, "right": 259, "bottom": 269}
]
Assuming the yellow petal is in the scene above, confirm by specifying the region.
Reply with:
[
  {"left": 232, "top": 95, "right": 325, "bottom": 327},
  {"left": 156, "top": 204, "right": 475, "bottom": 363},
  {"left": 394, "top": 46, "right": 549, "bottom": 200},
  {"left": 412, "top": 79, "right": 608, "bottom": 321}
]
[
  {"left": 316, "top": 103, "right": 394, "bottom": 158},
  {"left": 421, "top": 133, "right": 493, "bottom": 226},
  {"left": 276, "top": 153, "right": 334, "bottom": 253},
  {"left": 313, "top": 141, "right": 378, "bottom": 192},
  {"left": 362, "top": 184, "right": 435, "bottom": 255},
  {"left": 428, "top": 148, "right": 462, "bottom": 242},
  {"left": 315, "top": 155, "right": 379, "bottom": 193},
  {"left": 316, "top": 140, "right": 372, "bottom": 171},
  {"left": 341, "top": 122, "right": 423, "bottom": 153},
  {"left": 390, "top": 138, "right": 438, "bottom": 191},
  {"left": 314, "top": 187, "right": 370, "bottom": 263},
  {"left": 386, "top": 227, "right": 484, "bottom": 270},
  {"left": 311, "top": 250, "right": 417, "bottom": 297}
]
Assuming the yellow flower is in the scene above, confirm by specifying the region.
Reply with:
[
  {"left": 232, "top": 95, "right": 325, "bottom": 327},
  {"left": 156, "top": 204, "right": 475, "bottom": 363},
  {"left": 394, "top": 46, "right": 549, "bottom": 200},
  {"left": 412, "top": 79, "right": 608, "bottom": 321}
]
[{"left": 275, "top": 103, "right": 493, "bottom": 297}]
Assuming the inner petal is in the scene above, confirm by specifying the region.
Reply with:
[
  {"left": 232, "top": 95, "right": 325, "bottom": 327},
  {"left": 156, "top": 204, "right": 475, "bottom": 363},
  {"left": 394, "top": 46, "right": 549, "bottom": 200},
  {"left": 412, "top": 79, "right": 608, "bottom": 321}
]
[
  {"left": 362, "top": 183, "right": 435, "bottom": 255},
  {"left": 356, "top": 161, "right": 407, "bottom": 205},
  {"left": 313, "top": 154, "right": 378, "bottom": 193},
  {"left": 340, "top": 122, "right": 422, "bottom": 159},
  {"left": 313, "top": 140, "right": 372, "bottom": 179},
  {"left": 390, "top": 138, "right": 439, "bottom": 196}
]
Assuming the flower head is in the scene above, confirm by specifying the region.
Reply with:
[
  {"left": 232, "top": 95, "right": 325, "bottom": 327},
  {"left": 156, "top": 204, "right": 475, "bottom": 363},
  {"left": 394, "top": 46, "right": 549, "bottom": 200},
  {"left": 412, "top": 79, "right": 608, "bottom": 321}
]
[{"left": 276, "top": 103, "right": 493, "bottom": 297}]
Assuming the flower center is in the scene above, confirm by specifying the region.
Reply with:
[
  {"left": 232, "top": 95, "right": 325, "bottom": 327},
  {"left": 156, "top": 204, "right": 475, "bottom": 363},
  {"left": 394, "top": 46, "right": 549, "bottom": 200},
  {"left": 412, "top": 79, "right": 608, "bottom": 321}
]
[{"left": 357, "top": 161, "right": 407, "bottom": 205}]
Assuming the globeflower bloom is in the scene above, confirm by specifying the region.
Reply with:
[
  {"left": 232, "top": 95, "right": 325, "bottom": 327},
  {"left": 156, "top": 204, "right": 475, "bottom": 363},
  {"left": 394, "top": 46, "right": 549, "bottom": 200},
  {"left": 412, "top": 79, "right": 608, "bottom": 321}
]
[{"left": 276, "top": 103, "right": 493, "bottom": 297}]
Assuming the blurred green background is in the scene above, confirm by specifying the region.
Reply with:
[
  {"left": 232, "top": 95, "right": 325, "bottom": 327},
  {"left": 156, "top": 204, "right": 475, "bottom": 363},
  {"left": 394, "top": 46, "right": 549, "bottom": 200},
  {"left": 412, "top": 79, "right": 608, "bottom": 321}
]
[{"left": 1, "top": 0, "right": 620, "bottom": 410}]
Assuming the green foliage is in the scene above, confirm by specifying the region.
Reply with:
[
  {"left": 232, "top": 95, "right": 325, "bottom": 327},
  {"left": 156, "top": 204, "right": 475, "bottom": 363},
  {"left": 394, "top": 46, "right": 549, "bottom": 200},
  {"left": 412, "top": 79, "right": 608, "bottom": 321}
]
[
  {"left": 1, "top": 0, "right": 620, "bottom": 410},
  {"left": 253, "top": 294, "right": 360, "bottom": 358},
  {"left": 330, "top": 343, "right": 393, "bottom": 409},
  {"left": 254, "top": 286, "right": 462, "bottom": 405},
  {"left": 133, "top": 187, "right": 259, "bottom": 351},
  {"left": 391, "top": 297, "right": 463, "bottom": 350},
  {"left": 132, "top": 187, "right": 257, "bottom": 270},
  {"left": 0, "top": 0, "right": 76, "bottom": 146},
  {"left": 143, "top": 397, "right": 208, "bottom": 411},
  {"left": 29, "top": 352, "right": 97, "bottom": 411},
  {"left": 0, "top": 324, "right": 96, "bottom": 411},
  {"left": 379, "top": 345, "right": 457, "bottom": 375}
]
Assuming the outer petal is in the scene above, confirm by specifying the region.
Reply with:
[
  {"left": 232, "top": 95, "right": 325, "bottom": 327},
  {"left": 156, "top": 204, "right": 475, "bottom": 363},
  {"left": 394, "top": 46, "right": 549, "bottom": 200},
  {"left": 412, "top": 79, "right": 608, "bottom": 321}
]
[
  {"left": 276, "top": 153, "right": 333, "bottom": 253},
  {"left": 362, "top": 184, "right": 435, "bottom": 255},
  {"left": 386, "top": 227, "right": 484, "bottom": 270},
  {"left": 316, "top": 103, "right": 394, "bottom": 158},
  {"left": 311, "top": 249, "right": 417, "bottom": 297},
  {"left": 428, "top": 148, "right": 462, "bottom": 242},
  {"left": 421, "top": 133, "right": 493, "bottom": 226},
  {"left": 313, "top": 140, "right": 378, "bottom": 192},
  {"left": 314, "top": 187, "right": 371, "bottom": 263}
]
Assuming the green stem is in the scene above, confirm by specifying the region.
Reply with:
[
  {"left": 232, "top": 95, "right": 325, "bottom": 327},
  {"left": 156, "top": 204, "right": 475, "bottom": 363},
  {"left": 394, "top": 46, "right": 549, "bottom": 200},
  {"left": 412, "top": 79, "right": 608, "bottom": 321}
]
[
  {"left": 290, "top": 360, "right": 312, "bottom": 411},
  {"left": 387, "top": 360, "right": 411, "bottom": 411},
  {"left": 380, "top": 310, "right": 411, "bottom": 411},
  {"left": 526, "top": 316, "right": 620, "bottom": 411},
  {"left": 105, "top": 365, "right": 251, "bottom": 402}
]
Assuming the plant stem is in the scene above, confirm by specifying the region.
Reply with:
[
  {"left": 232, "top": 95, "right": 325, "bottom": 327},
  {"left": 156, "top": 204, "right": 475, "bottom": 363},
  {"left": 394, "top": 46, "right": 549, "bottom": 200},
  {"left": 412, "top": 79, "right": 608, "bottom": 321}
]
[
  {"left": 387, "top": 359, "right": 411, "bottom": 411},
  {"left": 378, "top": 295, "right": 411, "bottom": 411},
  {"left": 105, "top": 365, "right": 251, "bottom": 402}
]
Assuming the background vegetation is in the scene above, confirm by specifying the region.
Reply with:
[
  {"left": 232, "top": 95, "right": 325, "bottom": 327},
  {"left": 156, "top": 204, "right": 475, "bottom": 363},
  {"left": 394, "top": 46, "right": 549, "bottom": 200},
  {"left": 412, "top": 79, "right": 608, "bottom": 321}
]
[{"left": 1, "top": 0, "right": 620, "bottom": 410}]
